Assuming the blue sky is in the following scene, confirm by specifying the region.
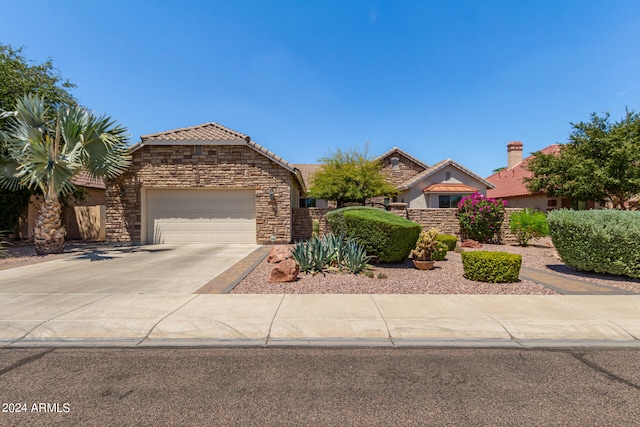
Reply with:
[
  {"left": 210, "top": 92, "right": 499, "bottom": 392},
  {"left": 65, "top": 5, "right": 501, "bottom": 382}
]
[{"left": 2, "top": 0, "right": 639, "bottom": 177}]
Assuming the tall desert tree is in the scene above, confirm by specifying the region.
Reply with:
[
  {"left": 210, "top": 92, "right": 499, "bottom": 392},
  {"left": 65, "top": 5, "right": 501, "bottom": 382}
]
[
  {"left": 0, "top": 95, "right": 131, "bottom": 254},
  {"left": 308, "top": 144, "right": 397, "bottom": 207},
  {"left": 0, "top": 44, "right": 76, "bottom": 118},
  {"left": 525, "top": 109, "right": 640, "bottom": 210},
  {"left": 0, "top": 44, "right": 78, "bottom": 233}
]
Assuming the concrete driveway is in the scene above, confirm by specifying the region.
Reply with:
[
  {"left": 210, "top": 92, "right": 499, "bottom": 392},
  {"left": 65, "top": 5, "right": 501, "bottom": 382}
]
[{"left": 0, "top": 244, "right": 259, "bottom": 294}]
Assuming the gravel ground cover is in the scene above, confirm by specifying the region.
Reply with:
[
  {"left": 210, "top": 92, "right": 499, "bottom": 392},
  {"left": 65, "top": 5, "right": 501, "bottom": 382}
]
[{"left": 232, "top": 237, "right": 640, "bottom": 295}]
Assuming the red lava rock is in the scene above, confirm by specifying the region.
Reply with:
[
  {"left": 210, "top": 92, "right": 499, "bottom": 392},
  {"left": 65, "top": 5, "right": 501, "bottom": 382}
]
[
  {"left": 269, "top": 258, "right": 300, "bottom": 282},
  {"left": 267, "top": 246, "right": 292, "bottom": 263},
  {"left": 461, "top": 239, "right": 483, "bottom": 248}
]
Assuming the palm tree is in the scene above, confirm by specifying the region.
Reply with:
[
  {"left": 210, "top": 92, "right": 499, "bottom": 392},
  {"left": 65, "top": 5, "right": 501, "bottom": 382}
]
[{"left": 0, "top": 94, "right": 131, "bottom": 254}]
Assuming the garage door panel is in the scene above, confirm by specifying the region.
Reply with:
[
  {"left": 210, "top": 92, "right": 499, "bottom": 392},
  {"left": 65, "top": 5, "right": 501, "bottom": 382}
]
[{"left": 146, "top": 189, "right": 256, "bottom": 244}]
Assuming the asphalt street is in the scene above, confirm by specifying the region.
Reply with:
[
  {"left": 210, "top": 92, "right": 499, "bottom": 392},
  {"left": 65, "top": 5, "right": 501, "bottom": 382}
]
[{"left": 1, "top": 347, "right": 639, "bottom": 426}]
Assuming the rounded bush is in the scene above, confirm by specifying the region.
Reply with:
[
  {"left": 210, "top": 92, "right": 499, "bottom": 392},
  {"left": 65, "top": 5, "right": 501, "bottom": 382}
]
[
  {"left": 431, "top": 242, "right": 448, "bottom": 261},
  {"left": 326, "top": 206, "right": 381, "bottom": 236},
  {"left": 461, "top": 251, "right": 522, "bottom": 283},
  {"left": 326, "top": 207, "right": 421, "bottom": 263},
  {"left": 436, "top": 234, "right": 458, "bottom": 251},
  {"left": 547, "top": 209, "right": 640, "bottom": 278}
]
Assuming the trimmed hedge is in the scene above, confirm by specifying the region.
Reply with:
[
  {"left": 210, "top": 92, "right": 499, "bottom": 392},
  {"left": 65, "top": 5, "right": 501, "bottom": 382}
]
[
  {"left": 431, "top": 242, "right": 448, "bottom": 261},
  {"left": 547, "top": 209, "right": 640, "bottom": 278},
  {"left": 326, "top": 207, "right": 421, "bottom": 263},
  {"left": 436, "top": 234, "right": 458, "bottom": 251},
  {"left": 461, "top": 251, "right": 522, "bottom": 283}
]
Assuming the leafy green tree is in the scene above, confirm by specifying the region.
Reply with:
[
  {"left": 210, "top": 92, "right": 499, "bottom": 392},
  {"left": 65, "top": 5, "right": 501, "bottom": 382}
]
[
  {"left": 0, "top": 95, "right": 131, "bottom": 254},
  {"left": 308, "top": 144, "right": 397, "bottom": 207},
  {"left": 0, "top": 44, "right": 78, "bottom": 234},
  {"left": 0, "top": 44, "right": 77, "bottom": 116},
  {"left": 525, "top": 110, "right": 640, "bottom": 210}
]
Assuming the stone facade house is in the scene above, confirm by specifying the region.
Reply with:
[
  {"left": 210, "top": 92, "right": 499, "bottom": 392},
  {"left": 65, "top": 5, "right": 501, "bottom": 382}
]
[
  {"left": 105, "top": 122, "right": 305, "bottom": 244},
  {"left": 381, "top": 148, "right": 495, "bottom": 209},
  {"left": 297, "top": 147, "right": 494, "bottom": 209}
]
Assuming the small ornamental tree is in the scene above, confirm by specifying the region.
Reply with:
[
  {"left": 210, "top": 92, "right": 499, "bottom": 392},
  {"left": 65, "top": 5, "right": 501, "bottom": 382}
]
[
  {"left": 457, "top": 192, "right": 507, "bottom": 243},
  {"left": 308, "top": 144, "right": 397, "bottom": 207},
  {"left": 509, "top": 209, "right": 549, "bottom": 246}
]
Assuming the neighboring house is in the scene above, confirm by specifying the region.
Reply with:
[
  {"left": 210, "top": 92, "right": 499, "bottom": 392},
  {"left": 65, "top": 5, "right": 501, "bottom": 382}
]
[
  {"left": 298, "top": 147, "right": 494, "bottom": 209},
  {"left": 486, "top": 141, "right": 598, "bottom": 211},
  {"left": 295, "top": 164, "right": 327, "bottom": 208},
  {"left": 105, "top": 122, "right": 305, "bottom": 244},
  {"left": 17, "top": 171, "right": 106, "bottom": 240},
  {"left": 389, "top": 154, "right": 495, "bottom": 209}
]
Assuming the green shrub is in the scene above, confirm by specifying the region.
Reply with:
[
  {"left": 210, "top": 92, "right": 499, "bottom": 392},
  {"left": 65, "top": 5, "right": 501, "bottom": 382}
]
[
  {"left": 327, "top": 207, "right": 421, "bottom": 263},
  {"left": 547, "top": 209, "right": 640, "bottom": 278},
  {"left": 461, "top": 251, "right": 522, "bottom": 283},
  {"left": 431, "top": 242, "right": 448, "bottom": 261},
  {"left": 326, "top": 206, "right": 379, "bottom": 236},
  {"left": 509, "top": 209, "right": 549, "bottom": 246},
  {"left": 457, "top": 192, "right": 507, "bottom": 243},
  {"left": 436, "top": 234, "right": 458, "bottom": 251}
]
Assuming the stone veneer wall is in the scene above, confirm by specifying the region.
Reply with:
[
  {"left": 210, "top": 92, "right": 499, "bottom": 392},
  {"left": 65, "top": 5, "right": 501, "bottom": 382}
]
[
  {"left": 379, "top": 153, "right": 427, "bottom": 187},
  {"left": 292, "top": 207, "right": 524, "bottom": 244},
  {"left": 106, "top": 144, "right": 294, "bottom": 243},
  {"left": 292, "top": 208, "right": 332, "bottom": 240}
]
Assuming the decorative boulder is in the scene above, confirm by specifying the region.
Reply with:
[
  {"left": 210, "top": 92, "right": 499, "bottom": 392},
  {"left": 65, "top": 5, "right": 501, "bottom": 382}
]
[
  {"left": 269, "top": 259, "right": 300, "bottom": 283},
  {"left": 461, "top": 239, "right": 483, "bottom": 249},
  {"left": 267, "top": 246, "right": 292, "bottom": 263}
]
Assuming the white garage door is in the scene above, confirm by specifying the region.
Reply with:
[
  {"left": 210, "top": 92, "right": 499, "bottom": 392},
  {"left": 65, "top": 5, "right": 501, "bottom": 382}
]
[{"left": 145, "top": 189, "right": 256, "bottom": 244}]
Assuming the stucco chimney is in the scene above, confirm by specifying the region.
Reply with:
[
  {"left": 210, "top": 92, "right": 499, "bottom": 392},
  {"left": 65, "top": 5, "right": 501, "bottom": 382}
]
[{"left": 507, "top": 141, "right": 523, "bottom": 169}]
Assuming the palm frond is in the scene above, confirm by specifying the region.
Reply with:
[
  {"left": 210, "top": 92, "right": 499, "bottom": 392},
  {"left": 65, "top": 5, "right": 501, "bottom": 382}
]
[
  {"left": 0, "top": 94, "right": 130, "bottom": 197},
  {"left": 0, "top": 159, "right": 26, "bottom": 191}
]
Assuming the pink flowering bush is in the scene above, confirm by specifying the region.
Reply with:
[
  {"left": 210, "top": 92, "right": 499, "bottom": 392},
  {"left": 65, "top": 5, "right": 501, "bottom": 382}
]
[{"left": 457, "top": 192, "right": 507, "bottom": 242}]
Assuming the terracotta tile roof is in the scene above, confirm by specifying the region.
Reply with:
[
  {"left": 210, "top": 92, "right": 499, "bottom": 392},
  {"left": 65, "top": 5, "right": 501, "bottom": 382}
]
[
  {"left": 140, "top": 122, "right": 249, "bottom": 142},
  {"left": 486, "top": 144, "right": 561, "bottom": 198},
  {"left": 398, "top": 159, "right": 495, "bottom": 191},
  {"left": 423, "top": 183, "right": 478, "bottom": 193},
  {"left": 71, "top": 171, "right": 105, "bottom": 189}
]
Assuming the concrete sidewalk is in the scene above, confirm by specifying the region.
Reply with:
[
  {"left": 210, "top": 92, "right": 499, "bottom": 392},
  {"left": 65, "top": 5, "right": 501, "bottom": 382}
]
[{"left": 1, "top": 293, "right": 639, "bottom": 348}]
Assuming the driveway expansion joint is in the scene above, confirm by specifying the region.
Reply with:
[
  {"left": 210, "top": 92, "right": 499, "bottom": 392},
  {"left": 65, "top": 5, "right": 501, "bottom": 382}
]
[{"left": 138, "top": 294, "right": 200, "bottom": 346}]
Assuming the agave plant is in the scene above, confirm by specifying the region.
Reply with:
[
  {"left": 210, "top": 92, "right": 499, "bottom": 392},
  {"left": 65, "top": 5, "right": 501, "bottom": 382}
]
[
  {"left": 341, "top": 240, "right": 372, "bottom": 274},
  {"left": 291, "top": 240, "right": 313, "bottom": 273},
  {"left": 0, "top": 95, "right": 131, "bottom": 254}
]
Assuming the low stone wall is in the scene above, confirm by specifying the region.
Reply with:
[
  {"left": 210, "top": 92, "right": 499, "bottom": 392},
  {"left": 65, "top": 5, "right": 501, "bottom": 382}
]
[
  {"left": 292, "top": 207, "right": 524, "bottom": 244},
  {"left": 292, "top": 208, "right": 333, "bottom": 241}
]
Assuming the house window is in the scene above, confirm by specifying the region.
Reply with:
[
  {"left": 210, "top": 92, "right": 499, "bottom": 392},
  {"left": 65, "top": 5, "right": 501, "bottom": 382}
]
[
  {"left": 300, "top": 198, "right": 316, "bottom": 208},
  {"left": 547, "top": 199, "right": 557, "bottom": 207},
  {"left": 445, "top": 172, "right": 451, "bottom": 181},
  {"left": 193, "top": 146, "right": 202, "bottom": 156},
  {"left": 391, "top": 157, "right": 399, "bottom": 170},
  {"left": 439, "top": 195, "right": 463, "bottom": 208}
]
